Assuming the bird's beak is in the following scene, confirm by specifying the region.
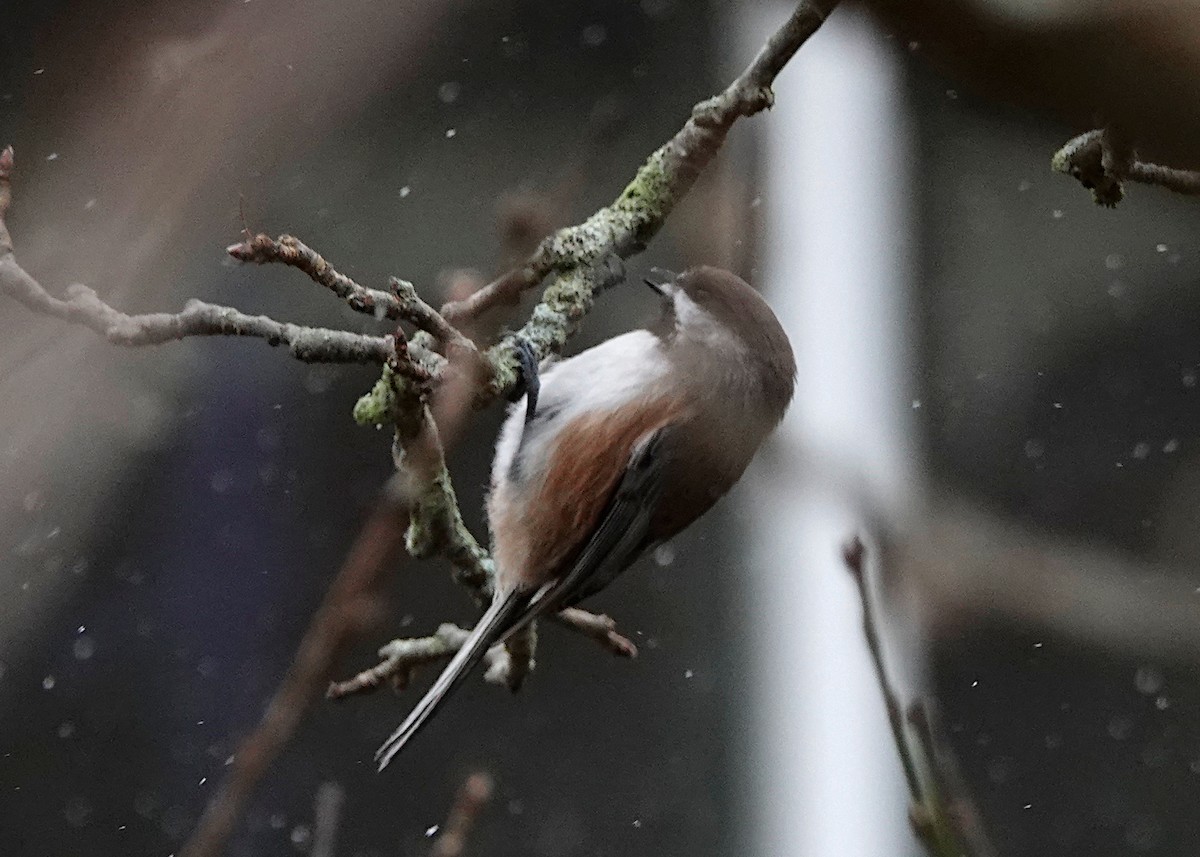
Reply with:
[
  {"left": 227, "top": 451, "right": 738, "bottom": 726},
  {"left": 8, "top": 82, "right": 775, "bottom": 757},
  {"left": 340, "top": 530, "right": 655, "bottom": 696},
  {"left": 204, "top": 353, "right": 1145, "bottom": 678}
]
[{"left": 643, "top": 267, "right": 678, "bottom": 299}]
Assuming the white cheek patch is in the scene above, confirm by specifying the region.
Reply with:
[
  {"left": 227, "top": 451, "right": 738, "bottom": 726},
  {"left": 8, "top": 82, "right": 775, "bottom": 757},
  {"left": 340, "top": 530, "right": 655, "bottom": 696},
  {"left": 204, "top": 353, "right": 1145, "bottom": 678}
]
[{"left": 672, "top": 292, "right": 748, "bottom": 357}]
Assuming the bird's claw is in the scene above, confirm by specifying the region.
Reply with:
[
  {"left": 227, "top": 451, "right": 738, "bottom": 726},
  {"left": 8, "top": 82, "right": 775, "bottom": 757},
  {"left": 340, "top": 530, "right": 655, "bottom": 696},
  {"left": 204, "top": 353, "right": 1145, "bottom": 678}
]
[{"left": 506, "top": 336, "right": 540, "bottom": 425}]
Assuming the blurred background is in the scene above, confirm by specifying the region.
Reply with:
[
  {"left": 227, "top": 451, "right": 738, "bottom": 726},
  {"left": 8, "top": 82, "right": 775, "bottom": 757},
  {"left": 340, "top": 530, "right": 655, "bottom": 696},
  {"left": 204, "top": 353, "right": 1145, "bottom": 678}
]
[{"left": 3, "top": 1, "right": 1200, "bottom": 855}]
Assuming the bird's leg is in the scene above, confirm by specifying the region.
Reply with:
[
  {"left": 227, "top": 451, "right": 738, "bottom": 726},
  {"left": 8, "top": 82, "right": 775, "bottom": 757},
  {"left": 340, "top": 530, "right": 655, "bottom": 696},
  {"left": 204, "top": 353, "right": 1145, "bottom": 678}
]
[{"left": 506, "top": 335, "right": 540, "bottom": 425}]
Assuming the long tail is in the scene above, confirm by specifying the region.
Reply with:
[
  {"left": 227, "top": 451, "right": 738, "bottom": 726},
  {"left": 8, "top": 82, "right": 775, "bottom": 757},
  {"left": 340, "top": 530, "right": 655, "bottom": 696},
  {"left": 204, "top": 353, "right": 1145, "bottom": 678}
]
[{"left": 374, "top": 590, "right": 528, "bottom": 771}]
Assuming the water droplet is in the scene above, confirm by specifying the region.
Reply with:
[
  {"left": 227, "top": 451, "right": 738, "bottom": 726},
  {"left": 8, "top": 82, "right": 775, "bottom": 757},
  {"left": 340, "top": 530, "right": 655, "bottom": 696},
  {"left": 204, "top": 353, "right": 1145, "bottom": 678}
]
[
  {"left": 73, "top": 635, "right": 95, "bottom": 661},
  {"left": 42, "top": 675, "right": 55, "bottom": 690},
  {"left": 1107, "top": 714, "right": 1133, "bottom": 740},
  {"left": 1052, "top": 209, "right": 1065, "bottom": 219},
  {"left": 57, "top": 721, "right": 75, "bottom": 739},
  {"left": 210, "top": 470, "right": 235, "bottom": 494},
  {"left": 653, "top": 544, "right": 675, "bottom": 567},
  {"left": 425, "top": 825, "right": 440, "bottom": 838},
  {"left": 683, "top": 669, "right": 694, "bottom": 679},
  {"left": 64, "top": 796, "right": 92, "bottom": 827},
  {"left": 399, "top": 185, "right": 411, "bottom": 198},
  {"left": 437, "top": 82, "right": 461, "bottom": 104},
  {"left": 1132, "top": 442, "right": 1151, "bottom": 460},
  {"left": 444, "top": 128, "right": 457, "bottom": 138},
  {"left": 1105, "top": 253, "right": 1125, "bottom": 270},
  {"left": 1164, "top": 438, "right": 1180, "bottom": 454},
  {"left": 1157, "top": 243, "right": 1169, "bottom": 253},
  {"left": 1135, "top": 665, "right": 1163, "bottom": 695},
  {"left": 581, "top": 24, "right": 607, "bottom": 47},
  {"left": 290, "top": 824, "right": 311, "bottom": 848}
]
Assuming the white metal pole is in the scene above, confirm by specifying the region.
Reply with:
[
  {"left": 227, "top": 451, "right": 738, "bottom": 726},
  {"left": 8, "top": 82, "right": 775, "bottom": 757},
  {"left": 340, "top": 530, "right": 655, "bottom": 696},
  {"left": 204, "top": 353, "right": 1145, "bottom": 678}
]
[{"left": 743, "top": 5, "right": 916, "bottom": 856}]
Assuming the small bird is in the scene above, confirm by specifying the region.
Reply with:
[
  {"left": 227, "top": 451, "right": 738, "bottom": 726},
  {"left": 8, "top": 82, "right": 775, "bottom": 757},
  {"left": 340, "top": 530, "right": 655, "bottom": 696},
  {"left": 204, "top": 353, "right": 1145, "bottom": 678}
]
[{"left": 375, "top": 266, "right": 796, "bottom": 769}]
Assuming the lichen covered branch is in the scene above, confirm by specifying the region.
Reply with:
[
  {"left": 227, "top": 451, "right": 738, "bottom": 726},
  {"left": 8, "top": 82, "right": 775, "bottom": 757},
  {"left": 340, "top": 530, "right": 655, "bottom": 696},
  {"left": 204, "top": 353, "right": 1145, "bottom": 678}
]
[
  {"left": 442, "top": 0, "right": 838, "bottom": 399},
  {"left": 1052, "top": 128, "right": 1200, "bottom": 207}
]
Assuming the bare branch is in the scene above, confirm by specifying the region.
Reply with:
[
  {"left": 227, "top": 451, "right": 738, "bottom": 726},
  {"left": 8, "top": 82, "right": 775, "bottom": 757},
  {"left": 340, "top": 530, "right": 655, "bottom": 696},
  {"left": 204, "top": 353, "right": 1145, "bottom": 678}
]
[
  {"left": 553, "top": 607, "right": 639, "bottom": 658},
  {"left": 0, "top": 153, "right": 394, "bottom": 365},
  {"left": 1052, "top": 127, "right": 1200, "bottom": 207},
  {"left": 325, "top": 624, "right": 516, "bottom": 700},
  {"left": 226, "top": 232, "right": 476, "bottom": 360},
  {"left": 844, "top": 536, "right": 996, "bottom": 857}
]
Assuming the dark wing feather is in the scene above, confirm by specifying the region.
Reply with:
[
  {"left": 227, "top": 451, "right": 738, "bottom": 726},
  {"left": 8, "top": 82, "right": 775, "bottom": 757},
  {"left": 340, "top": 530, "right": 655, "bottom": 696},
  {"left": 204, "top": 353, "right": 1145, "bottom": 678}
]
[{"left": 501, "top": 425, "right": 672, "bottom": 641}]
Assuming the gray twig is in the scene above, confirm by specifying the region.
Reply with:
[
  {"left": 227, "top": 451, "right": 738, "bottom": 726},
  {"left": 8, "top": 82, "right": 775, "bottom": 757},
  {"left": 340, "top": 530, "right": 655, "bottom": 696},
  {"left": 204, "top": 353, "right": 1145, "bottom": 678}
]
[
  {"left": 326, "top": 624, "right": 515, "bottom": 699},
  {"left": 1052, "top": 127, "right": 1200, "bottom": 207},
  {"left": 843, "top": 536, "right": 996, "bottom": 857},
  {"left": 0, "top": 150, "right": 394, "bottom": 365}
]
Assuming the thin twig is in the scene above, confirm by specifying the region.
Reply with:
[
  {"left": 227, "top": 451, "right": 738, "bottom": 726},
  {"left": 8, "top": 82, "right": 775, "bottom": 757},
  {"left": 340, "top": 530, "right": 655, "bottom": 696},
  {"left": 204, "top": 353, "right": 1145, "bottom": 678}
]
[
  {"left": 0, "top": 152, "right": 395, "bottom": 365},
  {"left": 227, "top": 232, "right": 475, "bottom": 360},
  {"left": 228, "top": 232, "right": 399, "bottom": 319},
  {"left": 553, "top": 607, "right": 639, "bottom": 658},
  {"left": 1052, "top": 127, "right": 1200, "bottom": 206},
  {"left": 325, "top": 623, "right": 515, "bottom": 699},
  {"left": 842, "top": 538, "right": 923, "bottom": 801},
  {"left": 843, "top": 536, "right": 995, "bottom": 857},
  {"left": 429, "top": 772, "right": 494, "bottom": 857}
]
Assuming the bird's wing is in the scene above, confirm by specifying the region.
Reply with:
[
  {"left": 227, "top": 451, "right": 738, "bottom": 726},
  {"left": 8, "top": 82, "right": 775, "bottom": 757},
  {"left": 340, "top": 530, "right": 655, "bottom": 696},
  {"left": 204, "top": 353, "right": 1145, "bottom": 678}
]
[{"left": 501, "top": 424, "right": 673, "bottom": 642}]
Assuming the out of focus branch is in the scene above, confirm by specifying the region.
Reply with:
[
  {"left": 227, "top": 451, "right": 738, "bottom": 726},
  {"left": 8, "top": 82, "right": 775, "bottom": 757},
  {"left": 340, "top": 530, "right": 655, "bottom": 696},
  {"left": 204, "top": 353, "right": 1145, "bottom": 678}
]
[
  {"left": 843, "top": 537, "right": 996, "bottom": 857},
  {"left": 180, "top": 493, "right": 410, "bottom": 857},
  {"left": 429, "top": 772, "right": 495, "bottom": 857},
  {"left": 900, "top": 505, "right": 1200, "bottom": 663},
  {"left": 1052, "top": 128, "right": 1200, "bottom": 207}
]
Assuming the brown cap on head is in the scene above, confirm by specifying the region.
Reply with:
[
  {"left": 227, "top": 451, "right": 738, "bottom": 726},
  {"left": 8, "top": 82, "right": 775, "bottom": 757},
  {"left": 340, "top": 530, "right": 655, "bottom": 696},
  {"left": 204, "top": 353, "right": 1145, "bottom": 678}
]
[{"left": 673, "top": 266, "right": 796, "bottom": 414}]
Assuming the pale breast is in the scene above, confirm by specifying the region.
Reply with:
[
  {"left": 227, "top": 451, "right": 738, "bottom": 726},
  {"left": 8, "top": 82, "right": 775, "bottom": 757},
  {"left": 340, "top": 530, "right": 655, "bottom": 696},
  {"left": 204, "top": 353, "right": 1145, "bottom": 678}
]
[{"left": 487, "top": 330, "right": 676, "bottom": 589}]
